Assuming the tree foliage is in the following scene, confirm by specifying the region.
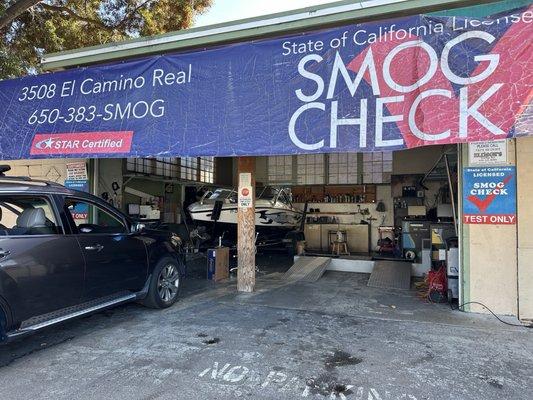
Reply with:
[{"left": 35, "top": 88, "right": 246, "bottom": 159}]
[{"left": 0, "top": 0, "right": 213, "bottom": 79}]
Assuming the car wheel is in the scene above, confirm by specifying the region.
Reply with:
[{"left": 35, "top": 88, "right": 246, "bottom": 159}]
[
  {"left": 0, "top": 306, "right": 9, "bottom": 341},
  {"left": 142, "top": 257, "right": 182, "bottom": 309}
]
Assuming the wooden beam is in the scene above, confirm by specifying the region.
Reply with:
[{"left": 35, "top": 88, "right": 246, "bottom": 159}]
[{"left": 237, "top": 157, "right": 256, "bottom": 292}]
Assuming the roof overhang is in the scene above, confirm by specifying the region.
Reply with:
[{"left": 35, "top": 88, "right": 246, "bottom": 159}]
[{"left": 41, "top": 0, "right": 500, "bottom": 71}]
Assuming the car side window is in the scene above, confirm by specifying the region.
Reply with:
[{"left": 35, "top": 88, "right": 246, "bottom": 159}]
[
  {"left": 0, "top": 196, "right": 62, "bottom": 236},
  {"left": 65, "top": 198, "right": 127, "bottom": 235}
]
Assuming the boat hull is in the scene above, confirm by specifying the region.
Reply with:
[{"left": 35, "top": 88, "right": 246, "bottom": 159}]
[{"left": 188, "top": 203, "right": 302, "bottom": 229}]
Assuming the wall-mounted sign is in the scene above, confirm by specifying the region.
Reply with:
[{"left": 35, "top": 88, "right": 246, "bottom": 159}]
[
  {"left": 463, "top": 167, "right": 516, "bottom": 225},
  {"left": 238, "top": 173, "right": 253, "bottom": 209},
  {"left": 0, "top": 7, "right": 531, "bottom": 159},
  {"left": 64, "top": 179, "right": 89, "bottom": 219},
  {"left": 468, "top": 140, "right": 507, "bottom": 166},
  {"left": 66, "top": 161, "right": 88, "bottom": 180}
]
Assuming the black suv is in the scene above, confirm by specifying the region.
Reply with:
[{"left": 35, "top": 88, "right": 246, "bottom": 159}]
[{"left": 0, "top": 168, "right": 185, "bottom": 343}]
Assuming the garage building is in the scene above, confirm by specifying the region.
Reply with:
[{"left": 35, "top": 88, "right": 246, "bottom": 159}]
[{"left": 0, "top": 0, "right": 532, "bottom": 322}]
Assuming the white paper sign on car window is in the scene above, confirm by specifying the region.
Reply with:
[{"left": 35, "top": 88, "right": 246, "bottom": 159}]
[
  {"left": 469, "top": 140, "right": 507, "bottom": 166},
  {"left": 238, "top": 173, "right": 253, "bottom": 209}
]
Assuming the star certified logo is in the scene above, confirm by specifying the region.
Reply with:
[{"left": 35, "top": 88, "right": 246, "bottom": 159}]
[
  {"left": 34, "top": 136, "right": 55, "bottom": 149},
  {"left": 30, "top": 131, "right": 134, "bottom": 155}
]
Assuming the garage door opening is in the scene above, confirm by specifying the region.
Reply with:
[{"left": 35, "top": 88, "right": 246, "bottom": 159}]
[{"left": 3, "top": 144, "right": 460, "bottom": 302}]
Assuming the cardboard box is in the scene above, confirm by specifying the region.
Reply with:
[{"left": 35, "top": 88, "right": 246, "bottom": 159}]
[{"left": 207, "top": 247, "right": 229, "bottom": 281}]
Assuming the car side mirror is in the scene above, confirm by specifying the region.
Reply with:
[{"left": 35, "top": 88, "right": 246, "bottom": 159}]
[{"left": 131, "top": 222, "right": 145, "bottom": 233}]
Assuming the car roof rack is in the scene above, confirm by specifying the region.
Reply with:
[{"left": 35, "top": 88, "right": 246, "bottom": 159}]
[{"left": 0, "top": 177, "right": 65, "bottom": 187}]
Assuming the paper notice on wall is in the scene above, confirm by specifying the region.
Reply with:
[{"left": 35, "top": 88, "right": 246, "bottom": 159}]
[
  {"left": 468, "top": 140, "right": 507, "bottom": 166},
  {"left": 66, "top": 162, "right": 88, "bottom": 180},
  {"left": 238, "top": 172, "right": 253, "bottom": 209}
]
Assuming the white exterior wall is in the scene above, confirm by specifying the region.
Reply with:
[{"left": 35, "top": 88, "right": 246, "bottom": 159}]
[
  {"left": 517, "top": 137, "right": 533, "bottom": 321},
  {"left": 3, "top": 158, "right": 87, "bottom": 184},
  {"left": 461, "top": 140, "right": 518, "bottom": 316}
]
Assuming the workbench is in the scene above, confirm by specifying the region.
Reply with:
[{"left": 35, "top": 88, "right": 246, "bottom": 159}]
[{"left": 304, "top": 223, "right": 370, "bottom": 253}]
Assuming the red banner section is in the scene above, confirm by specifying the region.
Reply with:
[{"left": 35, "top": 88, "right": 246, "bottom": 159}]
[{"left": 30, "top": 131, "right": 133, "bottom": 155}]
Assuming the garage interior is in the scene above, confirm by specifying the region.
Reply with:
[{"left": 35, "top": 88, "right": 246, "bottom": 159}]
[{"left": 6, "top": 143, "right": 460, "bottom": 308}]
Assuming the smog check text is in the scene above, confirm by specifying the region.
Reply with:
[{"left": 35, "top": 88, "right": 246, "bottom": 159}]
[{"left": 285, "top": 11, "right": 532, "bottom": 151}]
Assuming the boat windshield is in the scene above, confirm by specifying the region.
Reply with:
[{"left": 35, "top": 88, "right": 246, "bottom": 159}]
[
  {"left": 277, "top": 190, "right": 292, "bottom": 206},
  {"left": 258, "top": 187, "right": 292, "bottom": 205},
  {"left": 207, "top": 189, "right": 237, "bottom": 203},
  {"left": 257, "top": 187, "right": 276, "bottom": 200}
]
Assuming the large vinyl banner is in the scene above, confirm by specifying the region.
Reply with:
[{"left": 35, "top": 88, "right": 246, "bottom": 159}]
[{"left": 0, "top": 6, "right": 532, "bottom": 159}]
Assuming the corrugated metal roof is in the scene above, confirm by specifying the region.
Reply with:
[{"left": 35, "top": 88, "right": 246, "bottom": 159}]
[{"left": 41, "top": 0, "right": 524, "bottom": 70}]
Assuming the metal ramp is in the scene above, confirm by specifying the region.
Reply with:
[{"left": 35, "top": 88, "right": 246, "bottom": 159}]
[
  {"left": 367, "top": 261, "right": 412, "bottom": 290},
  {"left": 283, "top": 256, "right": 331, "bottom": 282}
]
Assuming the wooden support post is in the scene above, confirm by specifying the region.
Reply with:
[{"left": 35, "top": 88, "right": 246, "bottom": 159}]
[{"left": 237, "top": 157, "right": 256, "bottom": 292}]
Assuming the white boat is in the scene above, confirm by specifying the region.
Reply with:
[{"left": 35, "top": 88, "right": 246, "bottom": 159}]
[{"left": 188, "top": 187, "right": 302, "bottom": 230}]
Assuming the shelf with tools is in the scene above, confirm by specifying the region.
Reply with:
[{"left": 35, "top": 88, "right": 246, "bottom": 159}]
[
  {"left": 291, "top": 184, "right": 377, "bottom": 204},
  {"left": 304, "top": 211, "right": 359, "bottom": 215}
]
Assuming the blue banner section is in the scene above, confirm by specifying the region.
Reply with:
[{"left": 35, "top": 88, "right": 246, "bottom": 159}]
[
  {"left": 462, "top": 166, "right": 516, "bottom": 224},
  {"left": 0, "top": 6, "right": 531, "bottom": 159}
]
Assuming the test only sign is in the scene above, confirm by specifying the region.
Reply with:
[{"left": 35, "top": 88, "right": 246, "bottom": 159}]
[
  {"left": 238, "top": 173, "right": 253, "bottom": 209},
  {"left": 463, "top": 166, "right": 516, "bottom": 225},
  {"left": 64, "top": 179, "right": 89, "bottom": 219},
  {"left": 64, "top": 161, "right": 89, "bottom": 219}
]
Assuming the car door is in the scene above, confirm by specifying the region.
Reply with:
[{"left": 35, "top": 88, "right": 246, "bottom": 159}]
[
  {"left": 62, "top": 196, "right": 148, "bottom": 300},
  {"left": 0, "top": 194, "right": 85, "bottom": 322}
]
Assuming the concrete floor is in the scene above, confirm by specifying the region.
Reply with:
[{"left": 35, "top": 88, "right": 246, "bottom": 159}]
[{"left": 0, "top": 254, "right": 532, "bottom": 400}]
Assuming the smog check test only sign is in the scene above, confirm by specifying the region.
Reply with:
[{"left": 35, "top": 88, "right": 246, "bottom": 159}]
[
  {"left": 238, "top": 173, "right": 253, "bottom": 209},
  {"left": 463, "top": 166, "right": 516, "bottom": 225}
]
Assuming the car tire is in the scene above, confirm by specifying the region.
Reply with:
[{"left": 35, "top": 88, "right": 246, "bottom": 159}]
[
  {"left": 142, "top": 257, "right": 183, "bottom": 309},
  {"left": 0, "top": 304, "right": 10, "bottom": 341}
]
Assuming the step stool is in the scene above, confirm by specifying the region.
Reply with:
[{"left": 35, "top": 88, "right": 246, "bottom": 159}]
[{"left": 331, "top": 241, "right": 349, "bottom": 255}]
